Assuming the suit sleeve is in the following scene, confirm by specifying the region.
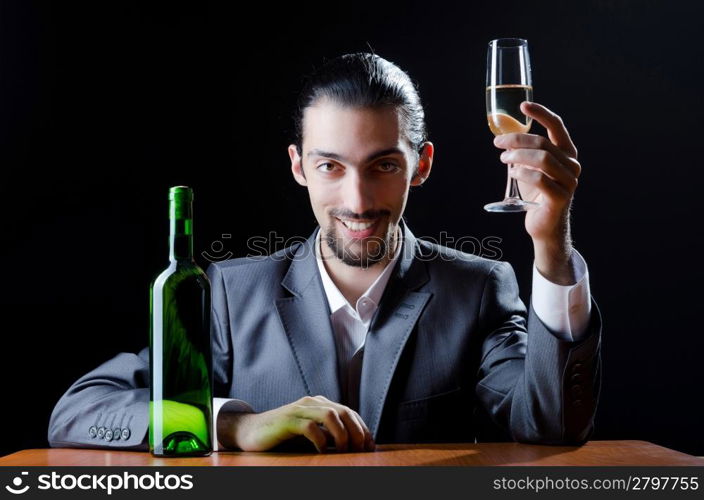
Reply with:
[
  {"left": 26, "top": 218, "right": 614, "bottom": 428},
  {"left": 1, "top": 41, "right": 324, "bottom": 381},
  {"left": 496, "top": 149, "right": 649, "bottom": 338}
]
[
  {"left": 47, "top": 347, "right": 151, "bottom": 450},
  {"left": 47, "top": 262, "right": 256, "bottom": 451},
  {"left": 475, "top": 260, "right": 602, "bottom": 445},
  {"left": 46, "top": 264, "right": 220, "bottom": 450}
]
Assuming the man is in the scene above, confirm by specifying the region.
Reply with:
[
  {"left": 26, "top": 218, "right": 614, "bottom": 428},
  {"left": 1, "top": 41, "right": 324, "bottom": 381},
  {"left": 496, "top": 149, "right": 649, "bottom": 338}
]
[{"left": 48, "top": 53, "right": 600, "bottom": 453}]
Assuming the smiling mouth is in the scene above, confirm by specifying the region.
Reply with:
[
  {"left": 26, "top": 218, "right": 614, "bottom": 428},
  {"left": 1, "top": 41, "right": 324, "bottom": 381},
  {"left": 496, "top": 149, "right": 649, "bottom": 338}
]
[{"left": 336, "top": 218, "right": 377, "bottom": 231}]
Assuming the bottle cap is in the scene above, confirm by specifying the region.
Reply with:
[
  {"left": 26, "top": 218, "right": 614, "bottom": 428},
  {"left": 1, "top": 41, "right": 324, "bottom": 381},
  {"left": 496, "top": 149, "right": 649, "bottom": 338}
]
[{"left": 169, "top": 186, "right": 194, "bottom": 202}]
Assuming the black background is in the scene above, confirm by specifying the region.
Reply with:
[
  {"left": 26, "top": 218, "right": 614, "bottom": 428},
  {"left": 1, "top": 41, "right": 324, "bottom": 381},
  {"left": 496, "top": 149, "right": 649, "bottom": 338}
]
[{"left": 1, "top": 0, "right": 702, "bottom": 457}]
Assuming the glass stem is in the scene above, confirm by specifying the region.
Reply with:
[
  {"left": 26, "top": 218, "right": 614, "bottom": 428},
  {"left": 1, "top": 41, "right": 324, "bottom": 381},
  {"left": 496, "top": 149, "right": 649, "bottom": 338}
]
[{"left": 504, "top": 164, "right": 522, "bottom": 200}]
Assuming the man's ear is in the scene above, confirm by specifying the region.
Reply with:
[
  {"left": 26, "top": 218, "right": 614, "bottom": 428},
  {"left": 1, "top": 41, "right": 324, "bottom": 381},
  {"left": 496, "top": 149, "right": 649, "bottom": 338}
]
[
  {"left": 289, "top": 144, "right": 307, "bottom": 186},
  {"left": 410, "top": 141, "right": 434, "bottom": 186}
]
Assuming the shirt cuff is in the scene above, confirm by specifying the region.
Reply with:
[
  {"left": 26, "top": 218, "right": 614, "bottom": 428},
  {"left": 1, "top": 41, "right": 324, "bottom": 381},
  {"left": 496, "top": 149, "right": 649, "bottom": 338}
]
[
  {"left": 212, "top": 397, "right": 255, "bottom": 451},
  {"left": 531, "top": 248, "right": 592, "bottom": 342}
]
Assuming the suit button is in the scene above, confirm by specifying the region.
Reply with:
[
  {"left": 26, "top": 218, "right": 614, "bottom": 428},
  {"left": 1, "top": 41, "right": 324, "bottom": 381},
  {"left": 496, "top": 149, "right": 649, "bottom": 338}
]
[
  {"left": 97, "top": 427, "right": 106, "bottom": 439},
  {"left": 112, "top": 428, "right": 121, "bottom": 441},
  {"left": 573, "top": 399, "right": 582, "bottom": 407},
  {"left": 104, "top": 429, "right": 114, "bottom": 441},
  {"left": 121, "top": 428, "right": 131, "bottom": 441},
  {"left": 89, "top": 426, "right": 97, "bottom": 438},
  {"left": 572, "top": 363, "right": 582, "bottom": 372},
  {"left": 571, "top": 373, "right": 582, "bottom": 383},
  {"left": 571, "top": 385, "right": 583, "bottom": 397}
]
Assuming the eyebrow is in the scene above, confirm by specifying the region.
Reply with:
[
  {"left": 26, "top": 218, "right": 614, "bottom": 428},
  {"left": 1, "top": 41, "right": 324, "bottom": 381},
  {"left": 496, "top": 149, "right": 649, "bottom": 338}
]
[{"left": 307, "top": 147, "right": 405, "bottom": 163}]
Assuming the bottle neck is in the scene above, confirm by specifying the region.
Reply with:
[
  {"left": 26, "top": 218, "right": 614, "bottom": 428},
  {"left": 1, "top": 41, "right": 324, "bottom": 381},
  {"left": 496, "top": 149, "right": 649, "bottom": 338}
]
[{"left": 169, "top": 200, "right": 194, "bottom": 262}]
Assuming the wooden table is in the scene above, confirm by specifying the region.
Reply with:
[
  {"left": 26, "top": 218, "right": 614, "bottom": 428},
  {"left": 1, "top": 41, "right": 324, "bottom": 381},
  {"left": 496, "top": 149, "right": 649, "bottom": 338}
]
[{"left": 1, "top": 441, "right": 702, "bottom": 466}]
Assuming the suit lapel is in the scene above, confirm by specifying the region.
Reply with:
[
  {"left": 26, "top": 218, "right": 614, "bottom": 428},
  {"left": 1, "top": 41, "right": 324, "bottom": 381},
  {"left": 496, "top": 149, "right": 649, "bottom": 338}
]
[
  {"left": 359, "top": 220, "right": 432, "bottom": 438},
  {"left": 274, "top": 228, "right": 341, "bottom": 402}
]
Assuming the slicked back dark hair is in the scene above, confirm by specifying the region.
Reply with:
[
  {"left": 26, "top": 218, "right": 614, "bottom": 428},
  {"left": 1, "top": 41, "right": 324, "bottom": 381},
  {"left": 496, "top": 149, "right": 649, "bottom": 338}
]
[{"left": 293, "top": 52, "right": 428, "bottom": 168}]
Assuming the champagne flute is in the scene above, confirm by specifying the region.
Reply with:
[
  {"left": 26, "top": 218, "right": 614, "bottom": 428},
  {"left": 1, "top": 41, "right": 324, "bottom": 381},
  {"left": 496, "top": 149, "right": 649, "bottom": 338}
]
[{"left": 484, "top": 38, "right": 538, "bottom": 212}]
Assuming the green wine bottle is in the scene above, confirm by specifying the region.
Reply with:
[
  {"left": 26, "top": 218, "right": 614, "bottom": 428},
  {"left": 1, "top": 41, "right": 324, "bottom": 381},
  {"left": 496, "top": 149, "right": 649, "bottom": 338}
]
[{"left": 149, "top": 186, "right": 213, "bottom": 457}]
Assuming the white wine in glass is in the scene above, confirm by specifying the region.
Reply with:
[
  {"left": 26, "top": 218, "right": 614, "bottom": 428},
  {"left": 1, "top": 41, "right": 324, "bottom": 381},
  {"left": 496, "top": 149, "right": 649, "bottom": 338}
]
[{"left": 484, "top": 38, "right": 538, "bottom": 212}]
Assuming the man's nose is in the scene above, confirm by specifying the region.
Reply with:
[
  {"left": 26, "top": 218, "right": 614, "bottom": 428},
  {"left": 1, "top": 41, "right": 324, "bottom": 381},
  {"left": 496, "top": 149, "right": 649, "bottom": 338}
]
[{"left": 341, "top": 170, "right": 374, "bottom": 216}]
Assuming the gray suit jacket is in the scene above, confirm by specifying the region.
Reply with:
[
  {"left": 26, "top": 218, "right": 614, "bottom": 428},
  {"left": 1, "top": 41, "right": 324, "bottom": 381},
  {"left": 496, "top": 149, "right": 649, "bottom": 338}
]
[{"left": 48, "top": 221, "right": 601, "bottom": 449}]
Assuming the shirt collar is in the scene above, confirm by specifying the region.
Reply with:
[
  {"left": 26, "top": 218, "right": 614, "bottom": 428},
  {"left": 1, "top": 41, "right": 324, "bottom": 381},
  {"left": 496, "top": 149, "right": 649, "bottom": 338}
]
[{"left": 315, "top": 226, "right": 402, "bottom": 316}]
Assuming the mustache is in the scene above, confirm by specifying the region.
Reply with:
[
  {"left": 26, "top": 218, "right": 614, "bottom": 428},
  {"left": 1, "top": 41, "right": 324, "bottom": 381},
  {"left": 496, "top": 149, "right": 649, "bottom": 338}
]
[{"left": 329, "top": 209, "right": 391, "bottom": 220}]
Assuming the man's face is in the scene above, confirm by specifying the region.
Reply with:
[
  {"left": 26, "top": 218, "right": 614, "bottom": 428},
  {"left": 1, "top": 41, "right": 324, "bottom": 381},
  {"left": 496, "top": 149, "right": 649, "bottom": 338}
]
[{"left": 289, "top": 98, "right": 427, "bottom": 269}]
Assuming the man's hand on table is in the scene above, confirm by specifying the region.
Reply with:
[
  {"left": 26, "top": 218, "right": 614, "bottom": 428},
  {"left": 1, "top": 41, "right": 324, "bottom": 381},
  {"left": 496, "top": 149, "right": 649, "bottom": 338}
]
[{"left": 217, "top": 395, "right": 375, "bottom": 453}]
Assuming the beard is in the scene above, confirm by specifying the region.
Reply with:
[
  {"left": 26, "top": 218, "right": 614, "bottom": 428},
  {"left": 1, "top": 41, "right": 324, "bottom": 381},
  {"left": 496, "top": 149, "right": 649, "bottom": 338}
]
[{"left": 323, "top": 214, "right": 396, "bottom": 269}]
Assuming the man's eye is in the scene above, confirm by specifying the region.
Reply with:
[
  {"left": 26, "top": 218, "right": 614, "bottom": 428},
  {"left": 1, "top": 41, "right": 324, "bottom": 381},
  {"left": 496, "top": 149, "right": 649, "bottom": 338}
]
[
  {"left": 377, "top": 162, "right": 399, "bottom": 172},
  {"left": 317, "top": 163, "right": 337, "bottom": 172}
]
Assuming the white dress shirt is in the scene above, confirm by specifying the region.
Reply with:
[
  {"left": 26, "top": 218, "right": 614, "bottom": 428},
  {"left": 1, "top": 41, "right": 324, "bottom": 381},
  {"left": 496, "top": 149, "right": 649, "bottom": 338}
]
[
  {"left": 213, "top": 228, "right": 592, "bottom": 449},
  {"left": 314, "top": 228, "right": 404, "bottom": 412}
]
